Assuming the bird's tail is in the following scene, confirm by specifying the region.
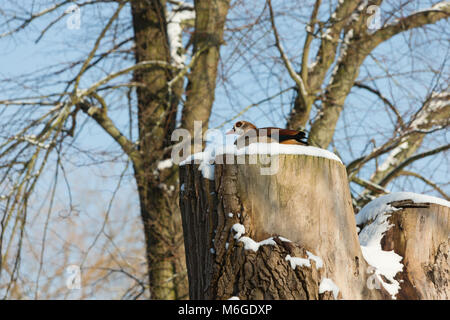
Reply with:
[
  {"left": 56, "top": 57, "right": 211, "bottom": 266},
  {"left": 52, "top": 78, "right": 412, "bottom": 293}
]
[{"left": 295, "top": 131, "right": 309, "bottom": 145}]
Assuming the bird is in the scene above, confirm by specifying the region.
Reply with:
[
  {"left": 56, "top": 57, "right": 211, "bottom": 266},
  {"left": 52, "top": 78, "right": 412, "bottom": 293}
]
[{"left": 226, "top": 121, "right": 308, "bottom": 147}]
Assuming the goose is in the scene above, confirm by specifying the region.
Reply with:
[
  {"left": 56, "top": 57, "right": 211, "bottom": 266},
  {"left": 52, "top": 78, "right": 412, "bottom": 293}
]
[{"left": 226, "top": 121, "right": 308, "bottom": 146}]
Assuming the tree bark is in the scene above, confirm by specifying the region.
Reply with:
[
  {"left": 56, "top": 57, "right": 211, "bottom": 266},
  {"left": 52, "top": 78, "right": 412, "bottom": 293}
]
[
  {"left": 180, "top": 154, "right": 388, "bottom": 299},
  {"left": 129, "top": 0, "right": 230, "bottom": 299},
  {"left": 131, "top": 0, "right": 187, "bottom": 299},
  {"left": 181, "top": 0, "right": 230, "bottom": 136}
]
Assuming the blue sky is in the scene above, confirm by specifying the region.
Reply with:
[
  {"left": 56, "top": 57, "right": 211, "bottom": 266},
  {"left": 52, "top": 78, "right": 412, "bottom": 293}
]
[{"left": 0, "top": 0, "right": 448, "bottom": 298}]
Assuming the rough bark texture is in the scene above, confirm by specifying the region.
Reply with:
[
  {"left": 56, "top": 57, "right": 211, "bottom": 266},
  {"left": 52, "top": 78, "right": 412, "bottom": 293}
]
[
  {"left": 371, "top": 201, "right": 450, "bottom": 299},
  {"left": 181, "top": 0, "right": 230, "bottom": 136},
  {"left": 129, "top": 0, "right": 230, "bottom": 299},
  {"left": 131, "top": 0, "right": 187, "bottom": 299},
  {"left": 180, "top": 154, "right": 389, "bottom": 299}
]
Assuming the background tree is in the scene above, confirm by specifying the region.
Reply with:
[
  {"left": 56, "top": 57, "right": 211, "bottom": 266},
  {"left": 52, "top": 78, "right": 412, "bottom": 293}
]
[
  {"left": 266, "top": 0, "right": 449, "bottom": 208},
  {"left": 0, "top": 0, "right": 448, "bottom": 299},
  {"left": 0, "top": 0, "right": 230, "bottom": 299}
]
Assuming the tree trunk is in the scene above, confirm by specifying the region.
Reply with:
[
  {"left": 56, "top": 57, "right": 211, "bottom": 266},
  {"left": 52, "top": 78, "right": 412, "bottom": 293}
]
[
  {"left": 179, "top": 154, "right": 388, "bottom": 299},
  {"left": 358, "top": 200, "right": 450, "bottom": 299},
  {"left": 131, "top": 0, "right": 187, "bottom": 299},
  {"left": 286, "top": 93, "right": 313, "bottom": 131},
  {"left": 130, "top": 0, "right": 230, "bottom": 299},
  {"left": 181, "top": 0, "right": 230, "bottom": 136}
]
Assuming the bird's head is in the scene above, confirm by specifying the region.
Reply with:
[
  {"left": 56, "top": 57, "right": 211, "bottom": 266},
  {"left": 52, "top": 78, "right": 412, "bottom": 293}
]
[{"left": 226, "top": 121, "right": 257, "bottom": 136}]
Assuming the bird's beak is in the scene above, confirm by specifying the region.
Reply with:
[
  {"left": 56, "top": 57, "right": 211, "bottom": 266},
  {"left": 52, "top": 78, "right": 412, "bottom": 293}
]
[{"left": 226, "top": 129, "right": 235, "bottom": 135}]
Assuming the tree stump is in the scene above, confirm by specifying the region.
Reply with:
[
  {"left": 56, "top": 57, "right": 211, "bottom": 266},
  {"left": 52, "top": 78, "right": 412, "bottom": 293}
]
[
  {"left": 180, "top": 152, "right": 388, "bottom": 300},
  {"left": 356, "top": 195, "right": 450, "bottom": 300}
]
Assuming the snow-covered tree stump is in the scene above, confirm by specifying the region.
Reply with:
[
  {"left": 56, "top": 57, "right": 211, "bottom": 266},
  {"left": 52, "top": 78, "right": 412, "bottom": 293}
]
[
  {"left": 179, "top": 146, "right": 388, "bottom": 300},
  {"left": 356, "top": 193, "right": 450, "bottom": 300}
]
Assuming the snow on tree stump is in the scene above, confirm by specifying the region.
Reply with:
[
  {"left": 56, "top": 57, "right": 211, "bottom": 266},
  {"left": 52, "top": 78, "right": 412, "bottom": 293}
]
[
  {"left": 356, "top": 192, "right": 450, "bottom": 300},
  {"left": 179, "top": 145, "right": 387, "bottom": 300}
]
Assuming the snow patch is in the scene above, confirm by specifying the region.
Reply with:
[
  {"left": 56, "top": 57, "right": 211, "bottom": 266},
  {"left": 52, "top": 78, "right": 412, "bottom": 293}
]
[
  {"left": 232, "top": 223, "right": 246, "bottom": 239},
  {"left": 199, "top": 161, "right": 215, "bottom": 180},
  {"left": 377, "top": 140, "right": 408, "bottom": 172},
  {"left": 239, "top": 236, "right": 276, "bottom": 252},
  {"left": 413, "top": 2, "right": 450, "bottom": 14},
  {"left": 357, "top": 0, "right": 369, "bottom": 11},
  {"left": 329, "top": 29, "right": 353, "bottom": 85},
  {"left": 432, "top": 1, "right": 450, "bottom": 10},
  {"left": 278, "top": 236, "right": 292, "bottom": 242},
  {"left": 360, "top": 245, "right": 403, "bottom": 298},
  {"left": 15, "top": 135, "right": 50, "bottom": 149},
  {"left": 308, "top": 60, "right": 318, "bottom": 70},
  {"left": 285, "top": 255, "right": 311, "bottom": 269},
  {"left": 285, "top": 250, "right": 323, "bottom": 270},
  {"left": 358, "top": 212, "right": 403, "bottom": 298},
  {"left": 319, "top": 278, "right": 340, "bottom": 299},
  {"left": 179, "top": 140, "right": 342, "bottom": 180},
  {"left": 322, "top": 28, "right": 333, "bottom": 40},
  {"left": 166, "top": 4, "right": 195, "bottom": 68},
  {"left": 356, "top": 192, "right": 450, "bottom": 226},
  {"left": 306, "top": 251, "right": 324, "bottom": 269},
  {"left": 356, "top": 192, "right": 450, "bottom": 299},
  {"left": 179, "top": 142, "right": 217, "bottom": 180},
  {"left": 410, "top": 92, "right": 449, "bottom": 130},
  {"left": 225, "top": 143, "right": 342, "bottom": 163},
  {"left": 181, "top": 143, "right": 342, "bottom": 166},
  {"left": 231, "top": 224, "right": 279, "bottom": 252},
  {"left": 157, "top": 159, "right": 174, "bottom": 170}
]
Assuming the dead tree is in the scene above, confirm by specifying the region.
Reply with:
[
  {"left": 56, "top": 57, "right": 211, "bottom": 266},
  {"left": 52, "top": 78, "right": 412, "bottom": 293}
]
[
  {"left": 180, "top": 151, "right": 449, "bottom": 299},
  {"left": 357, "top": 197, "right": 450, "bottom": 299},
  {"left": 180, "top": 153, "right": 391, "bottom": 299}
]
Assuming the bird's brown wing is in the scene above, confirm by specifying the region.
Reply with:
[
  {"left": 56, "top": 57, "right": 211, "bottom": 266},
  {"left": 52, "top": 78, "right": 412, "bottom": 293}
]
[
  {"left": 258, "top": 127, "right": 308, "bottom": 144},
  {"left": 280, "top": 139, "right": 308, "bottom": 145}
]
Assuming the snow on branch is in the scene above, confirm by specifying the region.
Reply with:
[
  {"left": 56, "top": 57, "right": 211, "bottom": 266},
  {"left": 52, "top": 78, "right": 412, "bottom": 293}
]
[
  {"left": 413, "top": 1, "right": 450, "bottom": 14},
  {"left": 268, "top": 0, "right": 308, "bottom": 101},
  {"left": 409, "top": 92, "right": 450, "bottom": 130},
  {"left": 376, "top": 139, "right": 409, "bottom": 173},
  {"left": 379, "top": 143, "right": 450, "bottom": 187},
  {"left": 372, "top": 1, "right": 450, "bottom": 43},
  {"left": 360, "top": 91, "right": 449, "bottom": 180},
  {"left": 166, "top": 2, "right": 195, "bottom": 68}
]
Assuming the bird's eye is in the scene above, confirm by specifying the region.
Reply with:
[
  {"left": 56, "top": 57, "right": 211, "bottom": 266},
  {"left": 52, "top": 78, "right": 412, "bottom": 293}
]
[{"left": 236, "top": 121, "right": 242, "bottom": 127}]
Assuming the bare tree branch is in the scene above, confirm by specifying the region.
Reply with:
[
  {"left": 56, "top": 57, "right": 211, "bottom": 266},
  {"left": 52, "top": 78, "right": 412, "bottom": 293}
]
[
  {"left": 77, "top": 100, "right": 143, "bottom": 171},
  {"left": 398, "top": 170, "right": 449, "bottom": 201},
  {"left": 268, "top": 0, "right": 308, "bottom": 104},
  {"left": 379, "top": 143, "right": 450, "bottom": 187},
  {"left": 353, "top": 81, "right": 405, "bottom": 129},
  {"left": 351, "top": 176, "right": 390, "bottom": 195}
]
